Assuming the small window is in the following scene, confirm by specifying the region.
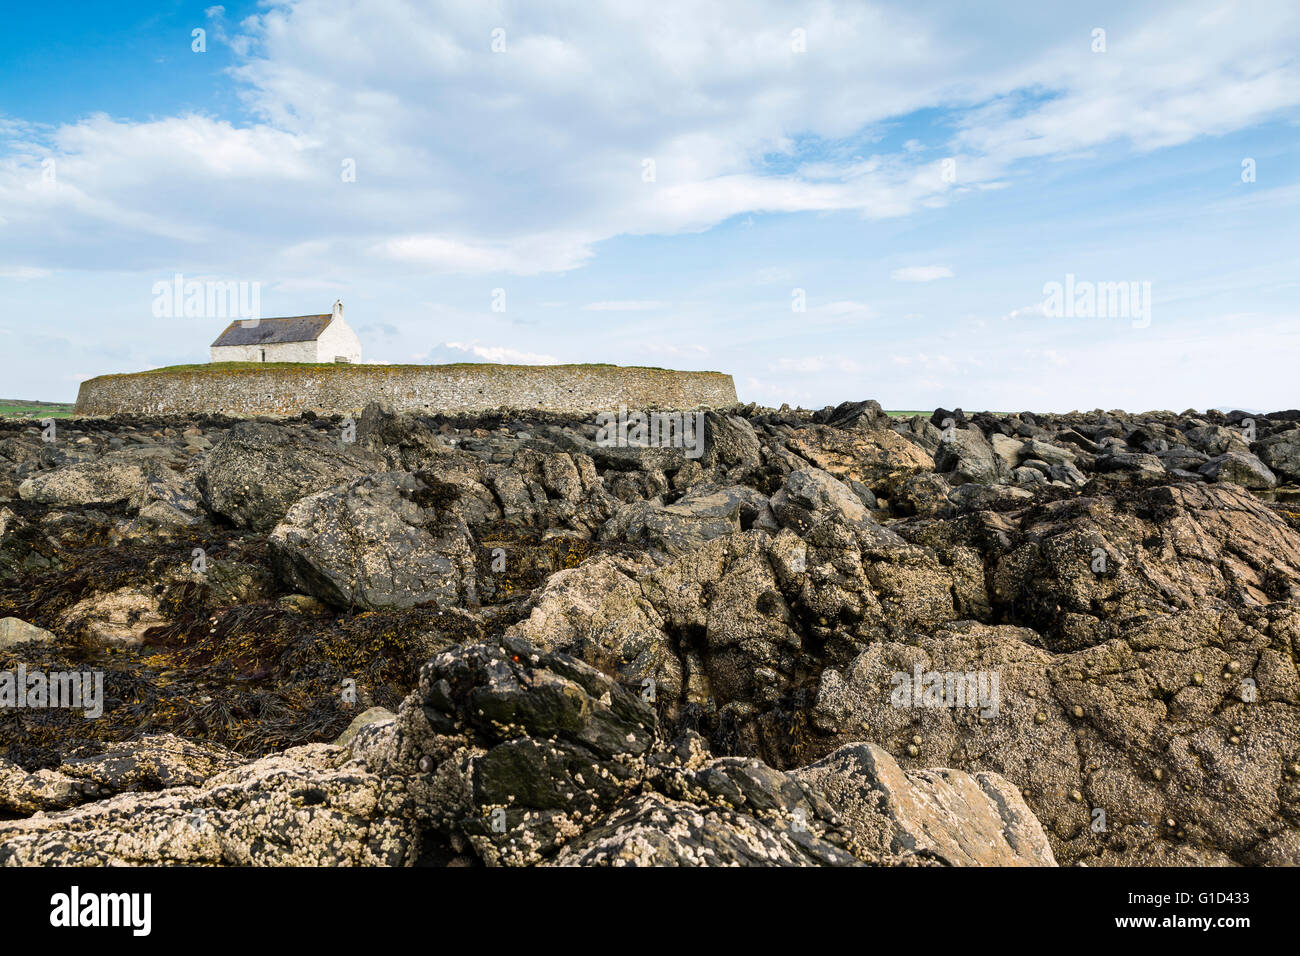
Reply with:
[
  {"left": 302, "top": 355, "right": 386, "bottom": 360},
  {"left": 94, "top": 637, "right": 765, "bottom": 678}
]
[
  {"left": 334, "top": 355, "right": 349, "bottom": 363},
  {"left": 258, "top": 349, "right": 266, "bottom": 362}
]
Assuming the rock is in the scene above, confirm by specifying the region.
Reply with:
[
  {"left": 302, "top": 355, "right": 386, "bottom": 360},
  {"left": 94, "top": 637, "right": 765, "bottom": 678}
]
[
  {"left": 892, "top": 414, "right": 944, "bottom": 455},
  {"left": 934, "top": 427, "right": 1001, "bottom": 485},
  {"left": 785, "top": 425, "right": 934, "bottom": 493},
  {"left": 277, "top": 593, "right": 329, "bottom": 615},
  {"left": 990, "top": 433, "right": 1023, "bottom": 472},
  {"left": 1093, "top": 452, "right": 1166, "bottom": 481},
  {"left": 198, "top": 421, "right": 378, "bottom": 531},
  {"left": 891, "top": 473, "right": 953, "bottom": 517},
  {"left": 542, "top": 424, "right": 693, "bottom": 474},
  {"left": 1021, "top": 438, "right": 1076, "bottom": 466},
  {"left": 0, "top": 735, "right": 244, "bottom": 816},
  {"left": 1156, "top": 446, "right": 1210, "bottom": 472},
  {"left": 4, "top": 403, "right": 1300, "bottom": 868},
  {"left": 1255, "top": 429, "right": 1300, "bottom": 483},
  {"left": 129, "top": 465, "right": 206, "bottom": 528},
  {"left": 793, "top": 742, "right": 1057, "bottom": 866},
  {"left": 0, "top": 617, "right": 54, "bottom": 650},
  {"left": 599, "top": 484, "right": 766, "bottom": 557},
  {"left": 549, "top": 790, "right": 860, "bottom": 866},
  {"left": 814, "top": 399, "right": 888, "bottom": 430},
  {"left": 17, "top": 449, "right": 167, "bottom": 507},
  {"left": 770, "top": 467, "right": 877, "bottom": 531},
  {"left": 987, "top": 482, "right": 1300, "bottom": 650},
  {"left": 505, "top": 554, "right": 679, "bottom": 699},
  {"left": 334, "top": 707, "right": 396, "bottom": 749},
  {"left": 58, "top": 586, "right": 166, "bottom": 645},
  {"left": 947, "top": 482, "right": 1034, "bottom": 510},
  {"left": 0, "top": 743, "right": 412, "bottom": 865},
  {"left": 1013, "top": 465, "right": 1048, "bottom": 487},
  {"left": 1183, "top": 424, "right": 1249, "bottom": 456},
  {"left": 269, "top": 471, "right": 478, "bottom": 610},
  {"left": 1049, "top": 460, "right": 1088, "bottom": 487},
  {"left": 1199, "top": 451, "right": 1277, "bottom": 490},
  {"left": 702, "top": 412, "right": 763, "bottom": 472}
]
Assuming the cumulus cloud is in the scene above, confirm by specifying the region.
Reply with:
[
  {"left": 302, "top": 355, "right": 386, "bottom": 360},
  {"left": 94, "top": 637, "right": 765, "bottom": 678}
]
[
  {"left": 3, "top": 0, "right": 1295, "bottom": 282},
  {"left": 383, "top": 234, "right": 593, "bottom": 275},
  {"left": 421, "top": 341, "right": 560, "bottom": 365}
]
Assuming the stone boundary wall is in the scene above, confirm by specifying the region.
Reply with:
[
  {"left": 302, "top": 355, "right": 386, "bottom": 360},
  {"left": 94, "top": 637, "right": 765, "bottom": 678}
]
[{"left": 74, "top": 364, "right": 739, "bottom": 417}]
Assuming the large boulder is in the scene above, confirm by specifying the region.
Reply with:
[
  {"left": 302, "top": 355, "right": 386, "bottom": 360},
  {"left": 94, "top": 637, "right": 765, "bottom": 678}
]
[
  {"left": 986, "top": 482, "right": 1300, "bottom": 651},
  {"left": 934, "top": 427, "right": 1001, "bottom": 485},
  {"left": 198, "top": 421, "right": 379, "bottom": 531},
  {"left": 599, "top": 484, "right": 769, "bottom": 557},
  {"left": 785, "top": 425, "right": 934, "bottom": 494},
  {"left": 58, "top": 586, "right": 166, "bottom": 645},
  {"left": 1092, "top": 452, "right": 1166, "bottom": 481},
  {"left": 1255, "top": 429, "right": 1300, "bottom": 483},
  {"left": 702, "top": 412, "right": 763, "bottom": 472},
  {"left": 17, "top": 449, "right": 175, "bottom": 507},
  {"left": 505, "top": 554, "right": 680, "bottom": 700},
  {"left": 1199, "top": 451, "right": 1277, "bottom": 490},
  {"left": 770, "top": 467, "right": 877, "bottom": 532},
  {"left": 1183, "top": 424, "right": 1249, "bottom": 457},
  {"left": 269, "top": 471, "right": 478, "bottom": 610},
  {"left": 989, "top": 433, "right": 1023, "bottom": 472}
]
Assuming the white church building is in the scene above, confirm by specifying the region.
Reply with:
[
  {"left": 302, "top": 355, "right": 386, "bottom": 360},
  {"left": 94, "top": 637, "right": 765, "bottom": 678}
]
[{"left": 210, "top": 300, "right": 362, "bottom": 364}]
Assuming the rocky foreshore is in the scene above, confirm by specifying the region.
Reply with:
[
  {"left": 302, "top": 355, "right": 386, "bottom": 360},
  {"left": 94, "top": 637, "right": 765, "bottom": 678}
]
[{"left": 2, "top": 400, "right": 1299, "bottom": 866}]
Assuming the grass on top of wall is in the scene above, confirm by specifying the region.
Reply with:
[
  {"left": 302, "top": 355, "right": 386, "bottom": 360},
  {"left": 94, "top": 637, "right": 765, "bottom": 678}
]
[{"left": 81, "top": 361, "right": 736, "bottom": 383}]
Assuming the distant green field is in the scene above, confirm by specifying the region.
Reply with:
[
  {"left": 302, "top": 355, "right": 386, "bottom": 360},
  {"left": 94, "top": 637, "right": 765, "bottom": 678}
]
[{"left": 0, "top": 401, "right": 76, "bottom": 419}]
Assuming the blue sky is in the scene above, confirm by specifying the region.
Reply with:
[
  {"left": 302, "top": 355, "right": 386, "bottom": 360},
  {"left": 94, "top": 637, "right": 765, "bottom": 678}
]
[{"left": 2, "top": 0, "right": 1298, "bottom": 410}]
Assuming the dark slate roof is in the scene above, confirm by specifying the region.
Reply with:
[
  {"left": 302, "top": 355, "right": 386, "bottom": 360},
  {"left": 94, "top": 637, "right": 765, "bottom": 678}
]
[{"left": 211, "top": 315, "right": 332, "bottom": 348}]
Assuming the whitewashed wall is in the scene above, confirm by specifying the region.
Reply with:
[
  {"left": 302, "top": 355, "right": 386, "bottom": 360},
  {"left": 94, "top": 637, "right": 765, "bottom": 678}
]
[{"left": 315, "top": 317, "right": 362, "bottom": 363}]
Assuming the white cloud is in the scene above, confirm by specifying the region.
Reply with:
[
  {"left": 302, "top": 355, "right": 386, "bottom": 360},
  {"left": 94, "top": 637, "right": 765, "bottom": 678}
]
[
  {"left": 892, "top": 265, "right": 953, "bottom": 282},
  {"left": 1003, "top": 301, "right": 1050, "bottom": 321},
  {"left": 5, "top": 0, "right": 1294, "bottom": 282},
  {"left": 422, "top": 341, "right": 559, "bottom": 364},
  {"left": 383, "top": 234, "right": 592, "bottom": 275}
]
